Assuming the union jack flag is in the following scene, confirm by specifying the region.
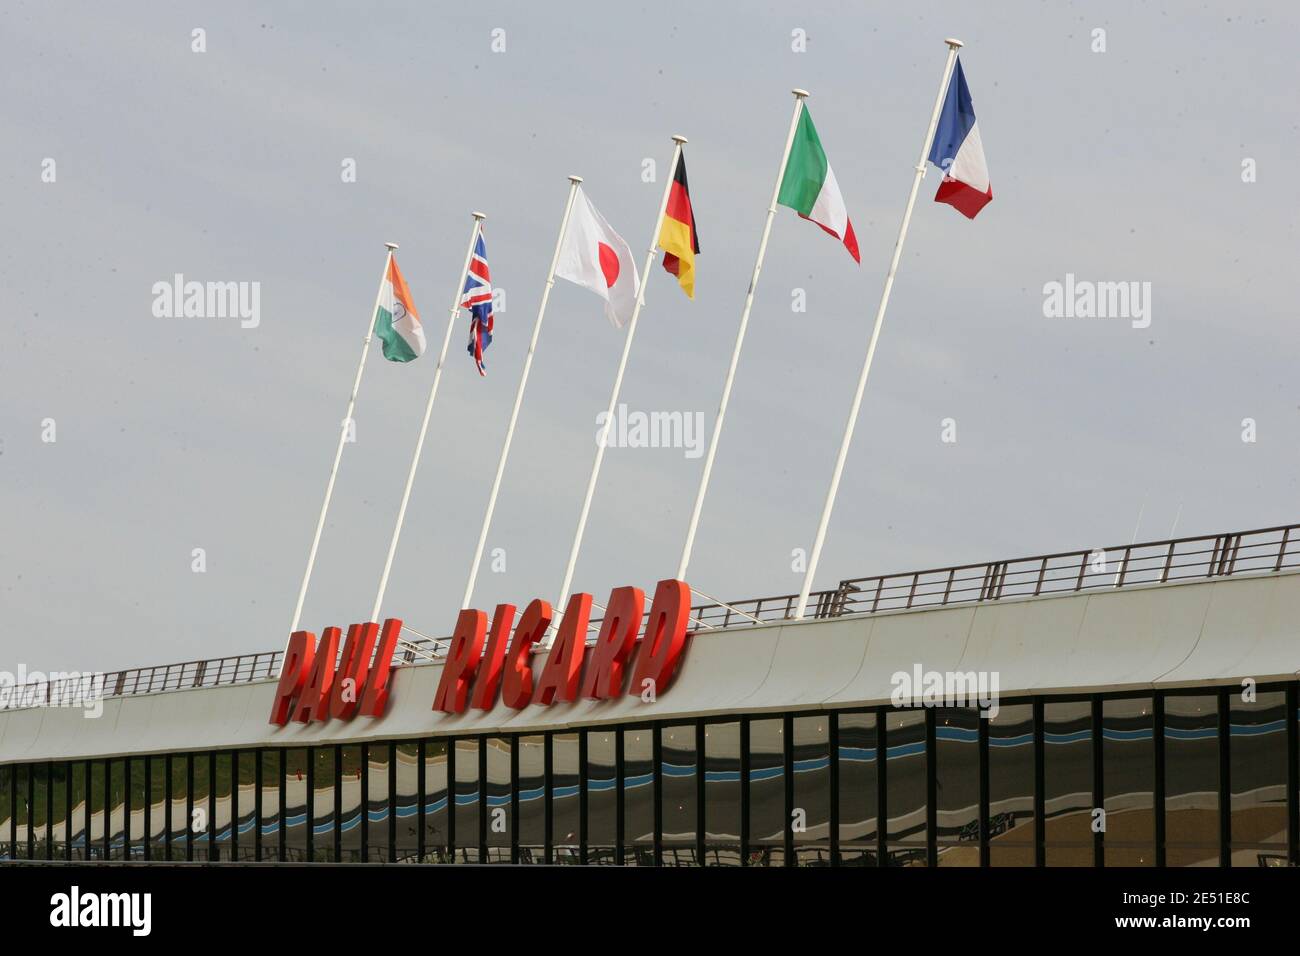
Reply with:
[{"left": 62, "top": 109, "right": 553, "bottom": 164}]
[{"left": 462, "top": 231, "right": 494, "bottom": 375}]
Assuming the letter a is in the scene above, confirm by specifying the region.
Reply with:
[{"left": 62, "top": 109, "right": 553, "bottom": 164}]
[
  {"left": 532, "top": 593, "right": 593, "bottom": 706},
  {"left": 580, "top": 586, "right": 644, "bottom": 699}
]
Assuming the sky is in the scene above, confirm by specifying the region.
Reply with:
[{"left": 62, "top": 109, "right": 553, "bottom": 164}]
[{"left": 1, "top": 1, "right": 1296, "bottom": 675}]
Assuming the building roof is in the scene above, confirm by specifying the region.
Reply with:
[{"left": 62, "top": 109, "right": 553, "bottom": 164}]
[{"left": 2, "top": 568, "right": 1297, "bottom": 763}]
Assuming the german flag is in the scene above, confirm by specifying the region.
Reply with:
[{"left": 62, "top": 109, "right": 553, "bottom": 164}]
[{"left": 659, "top": 153, "right": 700, "bottom": 298}]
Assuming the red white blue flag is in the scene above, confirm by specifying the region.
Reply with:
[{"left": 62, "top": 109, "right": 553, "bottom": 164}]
[
  {"left": 927, "top": 57, "right": 993, "bottom": 219},
  {"left": 462, "top": 231, "right": 494, "bottom": 375}
]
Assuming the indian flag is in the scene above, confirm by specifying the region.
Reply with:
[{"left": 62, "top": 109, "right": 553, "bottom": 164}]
[
  {"left": 374, "top": 256, "right": 425, "bottom": 362},
  {"left": 777, "top": 107, "right": 860, "bottom": 263}
]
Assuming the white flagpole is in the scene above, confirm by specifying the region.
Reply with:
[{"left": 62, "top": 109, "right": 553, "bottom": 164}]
[
  {"left": 551, "top": 136, "right": 687, "bottom": 639},
  {"left": 794, "top": 38, "right": 963, "bottom": 620},
  {"left": 371, "top": 213, "right": 485, "bottom": 623},
  {"left": 1112, "top": 493, "right": 1148, "bottom": 585},
  {"left": 286, "top": 244, "right": 394, "bottom": 646},
  {"left": 461, "top": 177, "right": 584, "bottom": 611},
  {"left": 676, "top": 91, "right": 808, "bottom": 583}
]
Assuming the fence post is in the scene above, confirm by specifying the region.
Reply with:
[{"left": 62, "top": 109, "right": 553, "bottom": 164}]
[{"left": 1226, "top": 534, "right": 1242, "bottom": 574}]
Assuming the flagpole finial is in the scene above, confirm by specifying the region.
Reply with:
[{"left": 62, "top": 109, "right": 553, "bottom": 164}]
[
  {"left": 945, "top": 38, "right": 964, "bottom": 49},
  {"left": 568, "top": 174, "right": 584, "bottom": 184},
  {"left": 672, "top": 134, "right": 688, "bottom": 144},
  {"left": 384, "top": 242, "right": 399, "bottom": 251},
  {"left": 792, "top": 88, "right": 810, "bottom": 99},
  {"left": 472, "top": 211, "right": 486, "bottom": 221}
]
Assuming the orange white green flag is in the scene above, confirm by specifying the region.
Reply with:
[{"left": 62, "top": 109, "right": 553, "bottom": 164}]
[{"left": 374, "top": 256, "right": 425, "bottom": 362}]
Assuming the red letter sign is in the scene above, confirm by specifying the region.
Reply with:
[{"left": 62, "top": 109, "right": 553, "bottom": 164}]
[
  {"left": 580, "top": 586, "right": 644, "bottom": 700},
  {"left": 532, "top": 593, "right": 593, "bottom": 706},
  {"left": 269, "top": 630, "right": 314, "bottom": 726},
  {"left": 628, "top": 579, "right": 691, "bottom": 698},
  {"left": 358, "top": 618, "right": 401, "bottom": 717},
  {"left": 470, "top": 603, "right": 517, "bottom": 711},
  {"left": 329, "top": 622, "right": 378, "bottom": 720},
  {"left": 501, "top": 599, "right": 551, "bottom": 709},
  {"left": 433, "top": 609, "right": 487, "bottom": 714},
  {"left": 268, "top": 579, "right": 694, "bottom": 729},
  {"left": 292, "top": 627, "right": 339, "bottom": 723}
]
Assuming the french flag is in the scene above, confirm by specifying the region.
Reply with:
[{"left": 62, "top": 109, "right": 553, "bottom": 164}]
[{"left": 927, "top": 57, "right": 992, "bottom": 219}]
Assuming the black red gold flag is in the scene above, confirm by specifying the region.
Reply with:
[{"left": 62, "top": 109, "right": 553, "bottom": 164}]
[{"left": 658, "top": 153, "right": 700, "bottom": 298}]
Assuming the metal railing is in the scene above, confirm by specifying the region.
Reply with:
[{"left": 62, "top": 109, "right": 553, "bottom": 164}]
[
  {"left": 0, "top": 652, "right": 285, "bottom": 711},
  {"left": 3, "top": 522, "right": 1295, "bottom": 712},
  {"left": 828, "top": 523, "right": 1297, "bottom": 617}
]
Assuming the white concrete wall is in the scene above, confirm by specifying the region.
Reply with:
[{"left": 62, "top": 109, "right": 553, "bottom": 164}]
[{"left": 2, "top": 571, "right": 1297, "bottom": 763}]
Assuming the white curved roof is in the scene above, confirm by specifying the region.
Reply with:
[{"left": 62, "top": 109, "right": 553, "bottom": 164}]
[{"left": 2, "top": 570, "right": 1297, "bottom": 763}]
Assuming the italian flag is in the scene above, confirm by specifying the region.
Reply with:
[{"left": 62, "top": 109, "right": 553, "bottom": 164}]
[
  {"left": 777, "top": 108, "right": 860, "bottom": 263},
  {"left": 374, "top": 256, "right": 425, "bottom": 362}
]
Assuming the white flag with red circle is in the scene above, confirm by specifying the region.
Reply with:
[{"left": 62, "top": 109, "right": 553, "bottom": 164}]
[{"left": 555, "top": 188, "right": 639, "bottom": 328}]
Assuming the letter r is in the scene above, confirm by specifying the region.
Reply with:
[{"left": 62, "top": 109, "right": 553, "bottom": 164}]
[{"left": 433, "top": 609, "right": 487, "bottom": 713}]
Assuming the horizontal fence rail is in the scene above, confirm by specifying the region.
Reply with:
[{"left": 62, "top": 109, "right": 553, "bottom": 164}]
[
  {"left": 831, "top": 523, "right": 1297, "bottom": 618},
  {"left": 3, "top": 522, "right": 1296, "bottom": 712}
]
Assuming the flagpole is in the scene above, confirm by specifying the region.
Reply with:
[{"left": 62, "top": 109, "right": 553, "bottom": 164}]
[
  {"left": 461, "top": 177, "right": 584, "bottom": 611},
  {"left": 370, "top": 213, "right": 485, "bottom": 623},
  {"left": 551, "top": 136, "right": 686, "bottom": 640},
  {"left": 676, "top": 91, "right": 808, "bottom": 583},
  {"left": 286, "top": 244, "right": 394, "bottom": 648},
  {"left": 793, "top": 38, "right": 963, "bottom": 620}
]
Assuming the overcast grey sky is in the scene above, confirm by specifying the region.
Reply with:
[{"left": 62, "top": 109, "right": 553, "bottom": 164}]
[{"left": 2, "top": 1, "right": 1296, "bottom": 674}]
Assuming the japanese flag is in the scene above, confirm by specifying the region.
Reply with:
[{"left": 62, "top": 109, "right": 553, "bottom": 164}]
[{"left": 555, "top": 188, "right": 640, "bottom": 328}]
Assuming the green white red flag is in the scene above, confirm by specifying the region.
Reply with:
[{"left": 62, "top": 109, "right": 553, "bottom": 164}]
[{"left": 777, "top": 108, "right": 860, "bottom": 263}]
